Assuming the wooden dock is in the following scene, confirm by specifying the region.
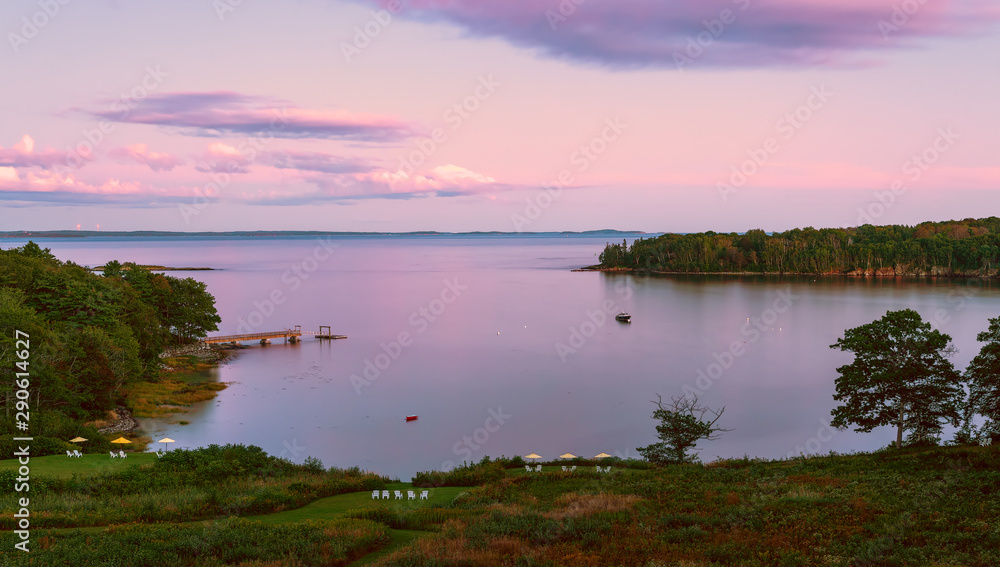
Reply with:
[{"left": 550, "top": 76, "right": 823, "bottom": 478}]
[
  {"left": 202, "top": 325, "right": 346, "bottom": 345},
  {"left": 313, "top": 325, "right": 347, "bottom": 340}
]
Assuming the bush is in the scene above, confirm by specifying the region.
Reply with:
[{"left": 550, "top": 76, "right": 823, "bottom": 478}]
[
  {"left": 413, "top": 460, "right": 505, "bottom": 487},
  {"left": 0, "top": 435, "right": 75, "bottom": 457}
]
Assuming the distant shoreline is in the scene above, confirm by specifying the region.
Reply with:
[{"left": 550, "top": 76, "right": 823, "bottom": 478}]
[{"left": 87, "top": 265, "right": 215, "bottom": 271}]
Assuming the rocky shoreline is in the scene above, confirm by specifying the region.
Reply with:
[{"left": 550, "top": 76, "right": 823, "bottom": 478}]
[
  {"left": 575, "top": 265, "right": 999, "bottom": 278},
  {"left": 97, "top": 406, "right": 141, "bottom": 435}
]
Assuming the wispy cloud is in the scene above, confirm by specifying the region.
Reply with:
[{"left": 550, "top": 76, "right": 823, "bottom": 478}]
[
  {"left": 368, "top": 0, "right": 1000, "bottom": 68},
  {"left": 194, "top": 142, "right": 252, "bottom": 174},
  {"left": 82, "top": 91, "right": 418, "bottom": 141},
  {"left": 253, "top": 163, "right": 509, "bottom": 204},
  {"left": 109, "top": 143, "right": 184, "bottom": 172},
  {"left": 262, "top": 149, "right": 375, "bottom": 174},
  {"left": 0, "top": 168, "right": 198, "bottom": 205}
]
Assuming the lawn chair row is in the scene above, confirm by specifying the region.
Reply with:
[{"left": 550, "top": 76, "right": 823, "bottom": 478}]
[
  {"left": 372, "top": 490, "right": 428, "bottom": 500},
  {"left": 109, "top": 451, "right": 128, "bottom": 459},
  {"left": 524, "top": 465, "right": 612, "bottom": 473},
  {"left": 65, "top": 450, "right": 83, "bottom": 458}
]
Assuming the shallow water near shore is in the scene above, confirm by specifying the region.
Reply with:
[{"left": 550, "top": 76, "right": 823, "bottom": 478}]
[{"left": 9, "top": 235, "right": 1000, "bottom": 480}]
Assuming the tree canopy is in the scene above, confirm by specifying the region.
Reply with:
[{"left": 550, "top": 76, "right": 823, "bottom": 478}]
[
  {"left": 829, "top": 309, "right": 964, "bottom": 448},
  {"left": 0, "top": 242, "right": 221, "bottom": 433},
  {"left": 599, "top": 217, "right": 1000, "bottom": 276}
]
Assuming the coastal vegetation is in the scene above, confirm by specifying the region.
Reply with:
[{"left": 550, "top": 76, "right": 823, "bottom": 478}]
[
  {"left": 2, "top": 445, "right": 998, "bottom": 565},
  {"left": 636, "top": 393, "right": 731, "bottom": 465},
  {"left": 598, "top": 217, "right": 1000, "bottom": 276},
  {"left": 0, "top": 241, "right": 222, "bottom": 453}
]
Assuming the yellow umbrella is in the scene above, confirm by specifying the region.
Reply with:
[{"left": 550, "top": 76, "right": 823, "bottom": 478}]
[
  {"left": 559, "top": 453, "right": 577, "bottom": 459},
  {"left": 110, "top": 437, "right": 132, "bottom": 446},
  {"left": 594, "top": 452, "right": 612, "bottom": 459},
  {"left": 524, "top": 453, "right": 542, "bottom": 461},
  {"left": 69, "top": 436, "right": 88, "bottom": 443},
  {"left": 157, "top": 437, "right": 175, "bottom": 451}
]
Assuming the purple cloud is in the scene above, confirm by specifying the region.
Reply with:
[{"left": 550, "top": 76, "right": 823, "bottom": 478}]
[
  {"left": 84, "top": 91, "right": 418, "bottom": 141},
  {"left": 262, "top": 150, "right": 374, "bottom": 174},
  {"left": 367, "top": 0, "right": 1000, "bottom": 68}
]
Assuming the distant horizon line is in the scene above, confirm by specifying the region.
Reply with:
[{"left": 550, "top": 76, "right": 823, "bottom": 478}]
[{"left": 0, "top": 229, "right": 651, "bottom": 238}]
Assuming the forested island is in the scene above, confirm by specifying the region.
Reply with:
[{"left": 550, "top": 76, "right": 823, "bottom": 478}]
[
  {"left": 597, "top": 217, "right": 1000, "bottom": 276},
  {"left": 0, "top": 242, "right": 222, "bottom": 455}
]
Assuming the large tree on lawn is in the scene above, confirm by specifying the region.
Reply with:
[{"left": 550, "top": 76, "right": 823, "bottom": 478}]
[{"left": 829, "top": 309, "right": 964, "bottom": 449}]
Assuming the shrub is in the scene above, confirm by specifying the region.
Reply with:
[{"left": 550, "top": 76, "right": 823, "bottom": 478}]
[
  {"left": 0, "top": 517, "right": 387, "bottom": 566},
  {"left": 413, "top": 460, "right": 505, "bottom": 487}
]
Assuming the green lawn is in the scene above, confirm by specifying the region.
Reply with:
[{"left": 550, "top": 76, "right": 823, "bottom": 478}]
[
  {"left": 249, "top": 483, "right": 464, "bottom": 524},
  {"left": 0, "top": 451, "right": 159, "bottom": 477}
]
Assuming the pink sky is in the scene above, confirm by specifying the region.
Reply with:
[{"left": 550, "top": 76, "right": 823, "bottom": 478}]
[{"left": 1, "top": 0, "right": 998, "bottom": 232}]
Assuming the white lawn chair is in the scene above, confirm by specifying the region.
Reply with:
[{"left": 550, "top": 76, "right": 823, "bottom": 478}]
[
  {"left": 420, "top": 490, "right": 428, "bottom": 500},
  {"left": 535, "top": 464, "right": 542, "bottom": 472},
  {"left": 66, "top": 450, "right": 73, "bottom": 458},
  {"left": 156, "top": 452, "right": 163, "bottom": 458},
  {"left": 570, "top": 466, "right": 576, "bottom": 472},
  {"left": 394, "top": 490, "right": 403, "bottom": 499},
  {"left": 73, "top": 450, "right": 83, "bottom": 458},
  {"left": 119, "top": 450, "right": 127, "bottom": 459},
  {"left": 981, "top": 437, "right": 993, "bottom": 447},
  {"left": 561, "top": 466, "right": 567, "bottom": 472},
  {"left": 604, "top": 466, "right": 612, "bottom": 473},
  {"left": 525, "top": 465, "right": 532, "bottom": 473},
  {"left": 407, "top": 490, "right": 416, "bottom": 500},
  {"left": 595, "top": 465, "right": 601, "bottom": 472},
  {"left": 381, "top": 490, "right": 390, "bottom": 499},
  {"left": 110, "top": 451, "right": 118, "bottom": 458},
  {"left": 371, "top": 490, "right": 380, "bottom": 499}
]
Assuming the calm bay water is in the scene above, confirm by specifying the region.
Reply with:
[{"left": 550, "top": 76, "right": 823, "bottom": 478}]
[{"left": 10, "top": 235, "right": 1000, "bottom": 479}]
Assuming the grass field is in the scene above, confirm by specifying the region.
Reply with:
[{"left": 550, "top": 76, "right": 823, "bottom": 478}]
[{"left": 4, "top": 445, "right": 999, "bottom": 565}]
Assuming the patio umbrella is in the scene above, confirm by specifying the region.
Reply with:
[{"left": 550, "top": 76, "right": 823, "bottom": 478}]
[
  {"left": 69, "top": 437, "right": 87, "bottom": 443},
  {"left": 559, "top": 453, "right": 577, "bottom": 459},
  {"left": 110, "top": 437, "right": 132, "bottom": 452},
  {"left": 524, "top": 453, "right": 542, "bottom": 461},
  {"left": 594, "top": 452, "right": 612, "bottom": 459},
  {"left": 157, "top": 437, "right": 175, "bottom": 451}
]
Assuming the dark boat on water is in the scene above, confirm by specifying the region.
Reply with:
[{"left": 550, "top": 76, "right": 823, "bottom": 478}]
[{"left": 615, "top": 312, "right": 631, "bottom": 323}]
